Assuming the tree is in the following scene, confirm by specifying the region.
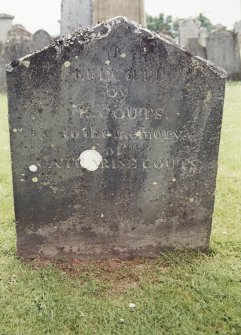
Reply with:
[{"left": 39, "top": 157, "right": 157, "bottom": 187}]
[
  {"left": 147, "top": 14, "right": 177, "bottom": 37},
  {"left": 197, "top": 13, "right": 213, "bottom": 31},
  {"left": 146, "top": 13, "right": 213, "bottom": 37}
]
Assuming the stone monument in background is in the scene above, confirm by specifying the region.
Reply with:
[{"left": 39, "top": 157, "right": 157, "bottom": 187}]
[
  {"left": 61, "top": 0, "right": 92, "bottom": 35},
  {"left": 33, "top": 29, "right": 53, "bottom": 51},
  {"left": 179, "top": 19, "right": 201, "bottom": 48},
  {"left": 0, "top": 13, "right": 14, "bottom": 43},
  {"left": 0, "top": 23, "right": 33, "bottom": 92},
  {"left": 207, "top": 29, "right": 241, "bottom": 80},
  {"left": 186, "top": 38, "right": 207, "bottom": 59},
  {"left": 5, "top": 25, "right": 33, "bottom": 61},
  {"left": 93, "top": 0, "right": 146, "bottom": 26},
  {"left": 7, "top": 17, "right": 226, "bottom": 260}
]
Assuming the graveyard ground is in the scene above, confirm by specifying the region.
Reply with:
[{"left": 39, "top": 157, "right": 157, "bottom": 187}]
[{"left": 0, "top": 82, "right": 241, "bottom": 335}]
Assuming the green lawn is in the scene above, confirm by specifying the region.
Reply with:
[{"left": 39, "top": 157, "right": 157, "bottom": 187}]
[{"left": 0, "top": 83, "right": 241, "bottom": 335}]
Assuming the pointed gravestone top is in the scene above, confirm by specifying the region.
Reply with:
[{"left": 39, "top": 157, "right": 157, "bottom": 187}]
[{"left": 7, "top": 17, "right": 226, "bottom": 260}]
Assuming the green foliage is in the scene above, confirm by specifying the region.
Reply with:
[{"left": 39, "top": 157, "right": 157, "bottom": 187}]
[
  {"left": 0, "top": 83, "right": 241, "bottom": 334},
  {"left": 197, "top": 13, "right": 213, "bottom": 31},
  {"left": 147, "top": 12, "right": 213, "bottom": 37},
  {"left": 147, "top": 14, "right": 178, "bottom": 37}
]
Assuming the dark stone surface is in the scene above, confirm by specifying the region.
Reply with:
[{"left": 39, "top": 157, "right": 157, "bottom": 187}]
[{"left": 6, "top": 17, "right": 226, "bottom": 260}]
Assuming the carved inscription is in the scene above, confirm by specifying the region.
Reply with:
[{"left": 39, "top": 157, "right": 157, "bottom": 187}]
[
  {"left": 63, "top": 127, "right": 183, "bottom": 142},
  {"left": 39, "top": 156, "right": 199, "bottom": 172},
  {"left": 72, "top": 103, "right": 165, "bottom": 120},
  {"left": 74, "top": 68, "right": 166, "bottom": 83},
  {"left": 63, "top": 65, "right": 190, "bottom": 171}
]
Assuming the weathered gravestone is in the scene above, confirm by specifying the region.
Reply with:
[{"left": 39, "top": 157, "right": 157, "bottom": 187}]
[
  {"left": 33, "top": 29, "right": 53, "bottom": 51},
  {"left": 179, "top": 19, "right": 201, "bottom": 48},
  {"left": 6, "top": 17, "right": 226, "bottom": 260},
  {"left": 0, "top": 13, "right": 14, "bottom": 43},
  {"left": 186, "top": 38, "right": 207, "bottom": 59},
  {"left": 207, "top": 30, "right": 241, "bottom": 80},
  {"left": 93, "top": 0, "right": 146, "bottom": 26},
  {"left": 61, "top": 0, "right": 92, "bottom": 35}
]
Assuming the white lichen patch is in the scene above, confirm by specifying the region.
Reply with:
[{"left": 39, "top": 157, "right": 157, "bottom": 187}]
[
  {"left": 43, "top": 181, "right": 50, "bottom": 186},
  {"left": 105, "top": 60, "right": 110, "bottom": 65},
  {"left": 78, "top": 150, "right": 102, "bottom": 172},
  {"left": 64, "top": 61, "right": 71, "bottom": 68},
  {"left": 29, "top": 165, "right": 38, "bottom": 172},
  {"left": 5, "top": 64, "right": 14, "bottom": 73},
  {"left": 51, "top": 186, "right": 59, "bottom": 193},
  {"left": 22, "top": 60, "right": 30, "bottom": 68},
  {"left": 32, "top": 177, "right": 38, "bottom": 183},
  {"left": 135, "top": 130, "right": 142, "bottom": 138}
]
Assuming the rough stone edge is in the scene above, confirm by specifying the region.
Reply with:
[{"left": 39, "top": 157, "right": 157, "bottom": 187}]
[{"left": 5, "top": 16, "right": 227, "bottom": 79}]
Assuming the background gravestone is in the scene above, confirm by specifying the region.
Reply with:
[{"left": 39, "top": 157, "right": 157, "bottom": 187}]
[
  {"left": 0, "top": 13, "right": 14, "bottom": 43},
  {"left": 61, "top": 0, "right": 92, "bottom": 35},
  {"left": 93, "top": 0, "right": 146, "bottom": 26},
  {"left": 33, "top": 29, "right": 53, "bottom": 51},
  {"left": 186, "top": 38, "right": 207, "bottom": 59},
  {"left": 0, "top": 24, "right": 33, "bottom": 92},
  {"left": 7, "top": 17, "right": 226, "bottom": 260},
  {"left": 178, "top": 19, "right": 201, "bottom": 48},
  {"left": 5, "top": 24, "right": 33, "bottom": 61},
  {"left": 207, "top": 30, "right": 241, "bottom": 80}
]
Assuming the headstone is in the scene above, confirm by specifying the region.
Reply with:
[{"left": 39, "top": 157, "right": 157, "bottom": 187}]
[
  {"left": 234, "top": 21, "right": 241, "bottom": 56},
  {"left": 186, "top": 38, "right": 207, "bottom": 59},
  {"left": 0, "top": 24, "right": 33, "bottom": 92},
  {"left": 33, "top": 29, "right": 53, "bottom": 51},
  {"left": 93, "top": 0, "right": 146, "bottom": 26},
  {"left": 61, "top": 0, "right": 92, "bottom": 35},
  {"left": 207, "top": 30, "right": 241, "bottom": 80},
  {"left": 5, "top": 24, "right": 33, "bottom": 61},
  {"left": 0, "top": 41, "right": 7, "bottom": 91},
  {"left": 199, "top": 27, "right": 209, "bottom": 47},
  {"left": 211, "top": 24, "right": 226, "bottom": 33},
  {"left": 179, "top": 19, "right": 201, "bottom": 48},
  {"left": 6, "top": 17, "right": 226, "bottom": 260},
  {"left": 234, "top": 20, "right": 241, "bottom": 35},
  {"left": 0, "top": 13, "right": 14, "bottom": 43}
]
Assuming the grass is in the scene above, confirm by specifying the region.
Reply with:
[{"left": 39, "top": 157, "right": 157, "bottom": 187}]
[{"left": 0, "top": 82, "right": 241, "bottom": 334}]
